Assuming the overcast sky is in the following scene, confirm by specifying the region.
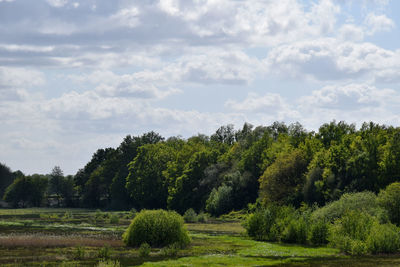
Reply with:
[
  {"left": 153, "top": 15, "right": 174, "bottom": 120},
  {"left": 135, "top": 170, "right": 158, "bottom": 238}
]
[{"left": 1, "top": 0, "right": 399, "bottom": 175}]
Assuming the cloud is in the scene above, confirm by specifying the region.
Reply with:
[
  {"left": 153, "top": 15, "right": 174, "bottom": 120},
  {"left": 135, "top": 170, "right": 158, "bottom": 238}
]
[
  {"left": 0, "top": 67, "right": 45, "bottom": 101},
  {"left": 46, "top": 0, "right": 68, "bottom": 8},
  {"left": 265, "top": 38, "right": 400, "bottom": 81},
  {"left": 365, "top": 13, "right": 395, "bottom": 35},
  {"left": 297, "top": 83, "right": 400, "bottom": 129}
]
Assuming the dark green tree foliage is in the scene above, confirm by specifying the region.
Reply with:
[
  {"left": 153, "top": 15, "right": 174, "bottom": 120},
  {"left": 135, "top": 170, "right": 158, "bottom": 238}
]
[
  {"left": 168, "top": 149, "right": 218, "bottom": 213},
  {"left": 0, "top": 162, "right": 16, "bottom": 199},
  {"left": 260, "top": 149, "right": 308, "bottom": 206},
  {"left": 3, "top": 174, "right": 48, "bottom": 207},
  {"left": 49, "top": 166, "right": 64, "bottom": 207},
  {"left": 126, "top": 142, "right": 174, "bottom": 209}
]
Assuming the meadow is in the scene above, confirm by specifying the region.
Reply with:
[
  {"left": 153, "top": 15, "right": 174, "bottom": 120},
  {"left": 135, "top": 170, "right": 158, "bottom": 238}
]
[{"left": 0, "top": 208, "right": 400, "bottom": 266}]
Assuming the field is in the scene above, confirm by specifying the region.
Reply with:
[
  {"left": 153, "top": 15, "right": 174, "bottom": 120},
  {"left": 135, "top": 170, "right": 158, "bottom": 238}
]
[{"left": 1, "top": 209, "right": 400, "bottom": 266}]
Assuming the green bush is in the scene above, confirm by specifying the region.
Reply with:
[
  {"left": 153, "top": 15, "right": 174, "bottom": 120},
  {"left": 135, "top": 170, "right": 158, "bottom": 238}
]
[
  {"left": 244, "top": 205, "right": 295, "bottom": 242},
  {"left": 122, "top": 209, "right": 190, "bottom": 248},
  {"left": 97, "top": 260, "right": 121, "bottom": 267},
  {"left": 197, "top": 211, "right": 208, "bottom": 223},
  {"left": 378, "top": 182, "right": 400, "bottom": 225},
  {"left": 244, "top": 208, "right": 276, "bottom": 241},
  {"left": 310, "top": 220, "right": 329, "bottom": 245},
  {"left": 329, "top": 210, "right": 375, "bottom": 255},
  {"left": 281, "top": 217, "right": 308, "bottom": 244},
  {"left": 366, "top": 222, "right": 400, "bottom": 254},
  {"left": 183, "top": 208, "right": 198, "bottom": 223},
  {"left": 160, "top": 242, "right": 180, "bottom": 257},
  {"left": 74, "top": 246, "right": 86, "bottom": 260},
  {"left": 139, "top": 242, "right": 151, "bottom": 257},
  {"left": 98, "top": 245, "right": 111, "bottom": 259},
  {"left": 206, "top": 185, "right": 233, "bottom": 216},
  {"left": 109, "top": 214, "right": 120, "bottom": 224},
  {"left": 311, "top": 192, "right": 386, "bottom": 223}
]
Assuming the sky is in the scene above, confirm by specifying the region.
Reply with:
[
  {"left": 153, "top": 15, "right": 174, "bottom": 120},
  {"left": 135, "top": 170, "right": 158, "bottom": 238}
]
[{"left": 0, "top": 0, "right": 400, "bottom": 175}]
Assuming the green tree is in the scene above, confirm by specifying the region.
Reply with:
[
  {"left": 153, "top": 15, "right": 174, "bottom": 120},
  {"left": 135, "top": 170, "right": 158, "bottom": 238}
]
[
  {"left": 259, "top": 149, "right": 308, "bottom": 206},
  {"left": 49, "top": 166, "right": 64, "bottom": 207},
  {"left": 0, "top": 162, "right": 16, "bottom": 199},
  {"left": 126, "top": 143, "right": 174, "bottom": 209},
  {"left": 378, "top": 182, "right": 400, "bottom": 225},
  {"left": 3, "top": 174, "right": 48, "bottom": 207}
]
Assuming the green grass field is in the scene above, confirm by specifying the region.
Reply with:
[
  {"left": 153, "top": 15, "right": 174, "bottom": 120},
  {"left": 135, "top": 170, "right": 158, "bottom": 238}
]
[{"left": 0, "top": 208, "right": 400, "bottom": 266}]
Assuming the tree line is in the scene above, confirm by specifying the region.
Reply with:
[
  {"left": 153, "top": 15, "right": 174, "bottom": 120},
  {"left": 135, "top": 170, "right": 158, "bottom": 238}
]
[{"left": 2, "top": 121, "right": 400, "bottom": 216}]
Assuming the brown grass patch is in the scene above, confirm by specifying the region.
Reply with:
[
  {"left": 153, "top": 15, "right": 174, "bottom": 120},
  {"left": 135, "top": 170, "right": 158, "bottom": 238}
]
[{"left": 0, "top": 234, "right": 123, "bottom": 248}]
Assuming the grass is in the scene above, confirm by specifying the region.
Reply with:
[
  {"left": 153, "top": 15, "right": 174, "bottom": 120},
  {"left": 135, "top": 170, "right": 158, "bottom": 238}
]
[{"left": 0, "top": 208, "right": 400, "bottom": 266}]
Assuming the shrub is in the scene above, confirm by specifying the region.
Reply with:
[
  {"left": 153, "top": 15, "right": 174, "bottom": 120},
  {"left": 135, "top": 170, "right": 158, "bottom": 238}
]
[
  {"left": 329, "top": 210, "right": 375, "bottom": 255},
  {"left": 206, "top": 185, "right": 233, "bottom": 216},
  {"left": 183, "top": 208, "right": 198, "bottom": 223},
  {"left": 197, "top": 211, "right": 208, "bottom": 223},
  {"left": 97, "top": 260, "right": 121, "bottom": 267},
  {"left": 244, "top": 205, "right": 295, "bottom": 242},
  {"left": 366, "top": 222, "right": 400, "bottom": 254},
  {"left": 244, "top": 208, "right": 276, "bottom": 241},
  {"left": 310, "top": 220, "right": 329, "bottom": 245},
  {"left": 74, "top": 246, "right": 85, "bottom": 260},
  {"left": 98, "top": 245, "right": 111, "bottom": 259},
  {"left": 281, "top": 217, "right": 308, "bottom": 244},
  {"left": 378, "top": 182, "right": 400, "bottom": 225},
  {"left": 109, "top": 214, "right": 120, "bottom": 224},
  {"left": 160, "top": 242, "right": 180, "bottom": 257},
  {"left": 139, "top": 242, "right": 151, "bottom": 257},
  {"left": 311, "top": 191, "right": 385, "bottom": 223},
  {"left": 122, "top": 209, "right": 190, "bottom": 248}
]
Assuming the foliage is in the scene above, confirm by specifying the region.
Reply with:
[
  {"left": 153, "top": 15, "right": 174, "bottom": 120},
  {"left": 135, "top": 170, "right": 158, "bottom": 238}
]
[
  {"left": 259, "top": 149, "right": 308, "bottom": 206},
  {"left": 139, "top": 242, "right": 151, "bottom": 257},
  {"left": 310, "top": 220, "right": 329, "bottom": 245},
  {"left": 206, "top": 184, "right": 233, "bottom": 216},
  {"left": 74, "top": 246, "right": 86, "bottom": 260},
  {"left": 311, "top": 191, "right": 386, "bottom": 223},
  {"left": 97, "top": 260, "right": 121, "bottom": 267},
  {"left": 3, "top": 175, "right": 48, "bottom": 207},
  {"left": 97, "top": 244, "right": 111, "bottom": 259},
  {"left": 366, "top": 222, "right": 400, "bottom": 254},
  {"left": 183, "top": 208, "right": 198, "bottom": 223},
  {"left": 122, "top": 209, "right": 190, "bottom": 248},
  {"left": 378, "top": 182, "right": 400, "bottom": 225}
]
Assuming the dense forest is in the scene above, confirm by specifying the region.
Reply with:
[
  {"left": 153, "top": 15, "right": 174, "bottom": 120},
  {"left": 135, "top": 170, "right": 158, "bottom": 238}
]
[{"left": 2, "top": 120, "right": 400, "bottom": 216}]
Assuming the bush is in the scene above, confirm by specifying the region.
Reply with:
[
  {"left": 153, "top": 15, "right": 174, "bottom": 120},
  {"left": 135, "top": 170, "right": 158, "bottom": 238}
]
[
  {"left": 378, "top": 182, "right": 400, "bottom": 225},
  {"left": 244, "top": 205, "right": 295, "bottom": 242},
  {"left": 122, "top": 209, "right": 190, "bottom": 248},
  {"left": 329, "top": 210, "right": 375, "bottom": 255},
  {"left": 312, "top": 192, "right": 386, "bottom": 223},
  {"left": 97, "top": 260, "right": 121, "bottom": 267},
  {"left": 109, "top": 214, "right": 120, "bottom": 224},
  {"left": 197, "top": 211, "right": 208, "bottom": 223},
  {"left": 74, "top": 246, "right": 86, "bottom": 260},
  {"left": 139, "top": 242, "right": 151, "bottom": 257},
  {"left": 183, "top": 208, "right": 198, "bottom": 223},
  {"left": 281, "top": 217, "right": 308, "bottom": 244},
  {"left": 366, "top": 222, "right": 400, "bottom": 254},
  {"left": 160, "top": 242, "right": 180, "bottom": 257},
  {"left": 98, "top": 245, "right": 111, "bottom": 259},
  {"left": 206, "top": 185, "right": 233, "bottom": 216},
  {"left": 244, "top": 208, "right": 276, "bottom": 241},
  {"left": 310, "top": 220, "right": 329, "bottom": 245}
]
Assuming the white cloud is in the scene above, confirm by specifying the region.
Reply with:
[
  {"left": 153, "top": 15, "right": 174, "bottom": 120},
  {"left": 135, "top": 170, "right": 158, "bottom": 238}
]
[
  {"left": 338, "top": 24, "right": 364, "bottom": 41},
  {"left": 365, "top": 13, "right": 395, "bottom": 35},
  {"left": 297, "top": 83, "right": 400, "bottom": 129},
  {"left": 110, "top": 6, "right": 141, "bottom": 28},
  {"left": 46, "top": 0, "right": 68, "bottom": 8},
  {"left": 265, "top": 39, "right": 400, "bottom": 81}
]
